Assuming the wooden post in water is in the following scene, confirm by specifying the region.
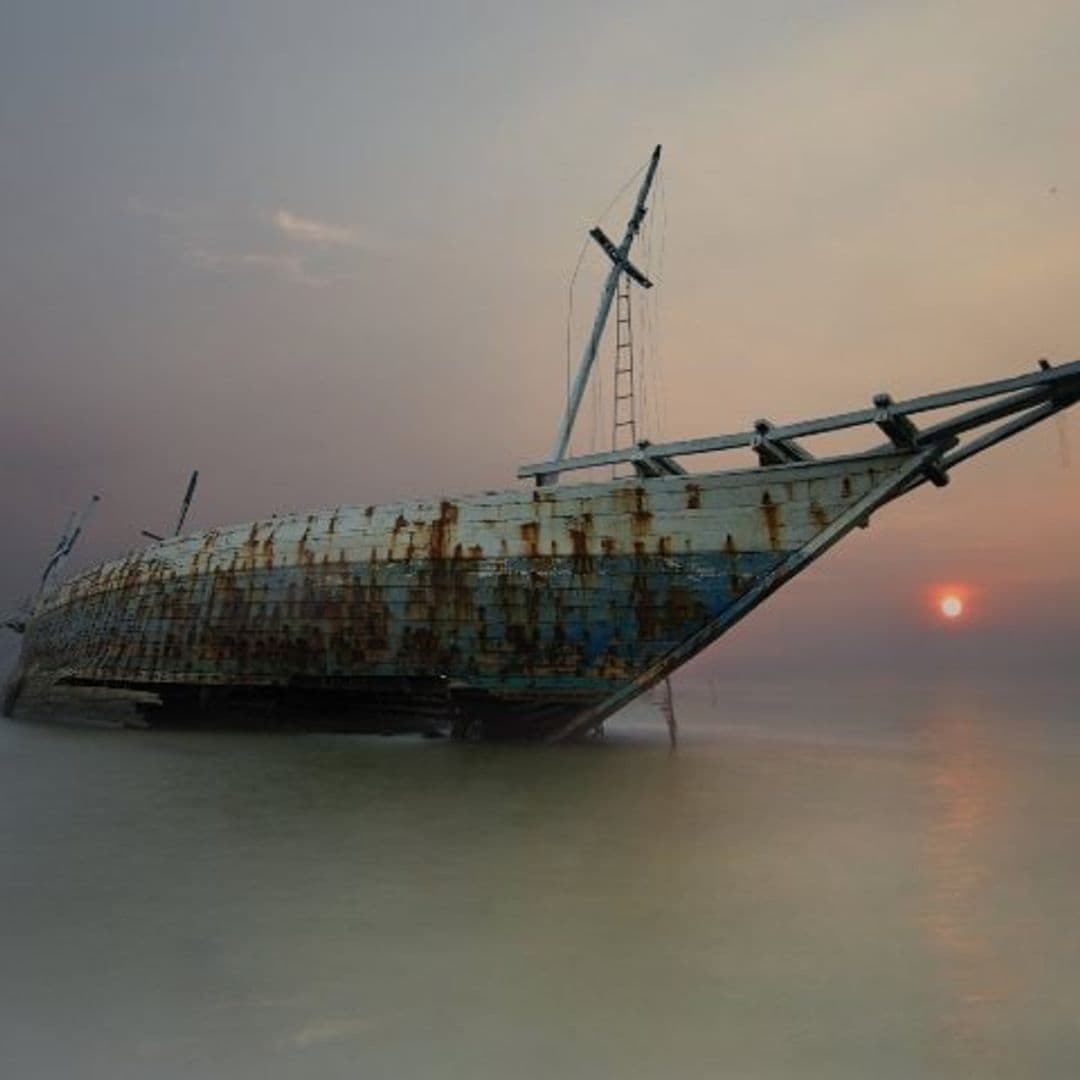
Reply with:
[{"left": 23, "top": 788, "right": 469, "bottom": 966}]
[{"left": 661, "top": 676, "right": 677, "bottom": 748}]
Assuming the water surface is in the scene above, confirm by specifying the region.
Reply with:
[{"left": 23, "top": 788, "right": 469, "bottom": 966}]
[{"left": 2, "top": 676, "right": 1077, "bottom": 1078}]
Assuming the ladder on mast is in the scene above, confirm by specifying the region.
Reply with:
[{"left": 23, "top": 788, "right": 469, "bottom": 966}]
[{"left": 611, "top": 275, "right": 637, "bottom": 475}]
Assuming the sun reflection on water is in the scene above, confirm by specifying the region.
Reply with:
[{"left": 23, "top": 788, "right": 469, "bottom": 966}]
[{"left": 921, "top": 703, "right": 1013, "bottom": 1062}]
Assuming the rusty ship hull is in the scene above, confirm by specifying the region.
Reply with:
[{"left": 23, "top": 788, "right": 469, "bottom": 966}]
[{"left": 11, "top": 452, "right": 915, "bottom": 738}]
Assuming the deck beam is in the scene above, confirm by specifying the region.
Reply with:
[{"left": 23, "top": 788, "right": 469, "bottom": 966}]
[{"left": 520, "top": 358, "right": 1080, "bottom": 481}]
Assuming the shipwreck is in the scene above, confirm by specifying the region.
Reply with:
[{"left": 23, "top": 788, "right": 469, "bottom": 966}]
[{"left": 4, "top": 146, "right": 1078, "bottom": 739}]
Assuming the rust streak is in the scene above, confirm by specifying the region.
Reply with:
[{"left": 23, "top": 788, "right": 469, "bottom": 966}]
[
  {"left": 520, "top": 521, "right": 540, "bottom": 558},
  {"left": 760, "top": 491, "right": 783, "bottom": 552},
  {"left": 429, "top": 500, "right": 459, "bottom": 561},
  {"left": 568, "top": 526, "right": 593, "bottom": 576},
  {"left": 724, "top": 532, "right": 743, "bottom": 595}
]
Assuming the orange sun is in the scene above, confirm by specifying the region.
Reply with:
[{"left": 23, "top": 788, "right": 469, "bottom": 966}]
[
  {"left": 940, "top": 594, "right": 964, "bottom": 619},
  {"left": 930, "top": 584, "right": 972, "bottom": 622}
]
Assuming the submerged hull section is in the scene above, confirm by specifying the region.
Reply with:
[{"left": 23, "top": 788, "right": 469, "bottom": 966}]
[{"left": 15, "top": 454, "right": 911, "bottom": 737}]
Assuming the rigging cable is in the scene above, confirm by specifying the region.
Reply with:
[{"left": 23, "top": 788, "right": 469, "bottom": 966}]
[
  {"left": 634, "top": 169, "right": 662, "bottom": 446},
  {"left": 638, "top": 186, "right": 651, "bottom": 442},
  {"left": 563, "top": 157, "right": 651, "bottom": 455},
  {"left": 649, "top": 164, "right": 669, "bottom": 442}
]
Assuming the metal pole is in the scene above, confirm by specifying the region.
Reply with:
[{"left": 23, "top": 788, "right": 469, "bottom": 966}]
[
  {"left": 544, "top": 146, "right": 662, "bottom": 481},
  {"left": 174, "top": 470, "right": 199, "bottom": 536},
  {"left": 37, "top": 494, "right": 101, "bottom": 600}
]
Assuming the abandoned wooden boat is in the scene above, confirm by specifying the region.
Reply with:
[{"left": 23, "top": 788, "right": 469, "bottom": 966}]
[{"left": 4, "top": 147, "right": 1078, "bottom": 738}]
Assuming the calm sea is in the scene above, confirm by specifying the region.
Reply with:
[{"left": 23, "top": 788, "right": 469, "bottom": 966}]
[{"left": 1, "top": 676, "right": 1077, "bottom": 1079}]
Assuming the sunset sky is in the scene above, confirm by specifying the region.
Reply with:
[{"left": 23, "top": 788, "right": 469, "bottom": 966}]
[{"left": 2, "top": 1, "right": 1078, "bottom": 679}]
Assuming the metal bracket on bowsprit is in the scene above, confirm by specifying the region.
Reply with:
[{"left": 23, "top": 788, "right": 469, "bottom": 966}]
[
  {"left": 751, "top": 419, "right": 815, "bottom": 466},
  {"left": 589, "top": 227, "right": 654, "bottom": 289},
  {"left": 873, "top": 393, "right": 952, "bottom": 486}
]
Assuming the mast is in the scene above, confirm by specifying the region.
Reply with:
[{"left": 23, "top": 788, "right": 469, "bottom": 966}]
[
  {"left": 37, "top": 494, "right": 101, "bottom": 601},
  {"left": 142, "top": 469, "right": 199, "bottom": 542},
  {"left": 174, "top": 469, "right": 199, "bottom": 536},
  {"left": 540, "top": 145, "right": 661, "bottom": 485}
]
